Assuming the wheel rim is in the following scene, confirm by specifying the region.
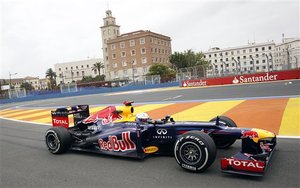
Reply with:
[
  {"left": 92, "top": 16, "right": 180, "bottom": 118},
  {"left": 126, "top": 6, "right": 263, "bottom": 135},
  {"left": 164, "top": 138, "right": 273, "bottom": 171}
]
[
  {"left": 180, "top": 142, "right": 202, "bottom": 165},
  {"left": 46, "top": 133, "right": 59, "bottom": 150}
]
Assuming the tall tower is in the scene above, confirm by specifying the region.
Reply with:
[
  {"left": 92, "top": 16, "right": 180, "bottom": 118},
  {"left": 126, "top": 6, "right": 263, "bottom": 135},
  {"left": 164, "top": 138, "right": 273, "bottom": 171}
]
[{"left": 100, "top": 10, "right": 120, "bottom": 80}]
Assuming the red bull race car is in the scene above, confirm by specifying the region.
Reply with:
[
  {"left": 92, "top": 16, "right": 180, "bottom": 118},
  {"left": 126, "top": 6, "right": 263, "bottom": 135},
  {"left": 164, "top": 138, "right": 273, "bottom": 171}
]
[{"left": 45, "top": 101, "right": 276, "bottom": 176}]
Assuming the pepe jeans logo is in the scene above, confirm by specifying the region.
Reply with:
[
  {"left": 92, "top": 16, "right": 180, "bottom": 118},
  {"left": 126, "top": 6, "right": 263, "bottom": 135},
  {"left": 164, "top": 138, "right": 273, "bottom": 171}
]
[{"left": 157, "top": 129, "right": 167, "bottom": 135}]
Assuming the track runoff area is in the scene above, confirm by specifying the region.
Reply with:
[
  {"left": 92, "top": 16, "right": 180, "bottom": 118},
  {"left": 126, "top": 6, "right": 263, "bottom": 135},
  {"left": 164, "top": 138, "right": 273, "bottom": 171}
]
[{"left": 0, "top": 80, "right": 299, "bottom": 138}]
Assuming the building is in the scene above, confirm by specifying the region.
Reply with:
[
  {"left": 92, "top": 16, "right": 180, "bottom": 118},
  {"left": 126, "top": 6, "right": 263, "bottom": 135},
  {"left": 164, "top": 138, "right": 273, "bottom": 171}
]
[
  {"left": 273, "top": 37, "right": 300, "bottom": 70},
  {"left": 203, "top": 42, "right": 276, "bottom": 76},
  {"left": 0, "top": 77, "right": 49, "bottom": 90},
  {"left": 54, "top": 58, "right": 104, "bottom": 84},
  {"left": 203, "top": 37, "right": 300, "bottom": 77},
  {"left": 100, "top": 10, "right": 172, "bottom": 81}
]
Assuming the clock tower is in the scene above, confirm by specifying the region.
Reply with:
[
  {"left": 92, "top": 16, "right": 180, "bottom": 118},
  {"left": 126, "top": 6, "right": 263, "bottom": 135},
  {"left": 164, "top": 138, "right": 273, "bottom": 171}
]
[{"left": 100, "top": 10, "right": 120, "bottom": 80}]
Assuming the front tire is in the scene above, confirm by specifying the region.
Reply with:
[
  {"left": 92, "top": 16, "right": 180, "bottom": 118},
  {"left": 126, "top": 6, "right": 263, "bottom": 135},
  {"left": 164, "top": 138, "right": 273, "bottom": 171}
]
[
  {"left": 174, "top": 131, "right": 216, "bottom": 172},
  {"left": 45, "top": 127, "right": 72, "bottom": 154}
]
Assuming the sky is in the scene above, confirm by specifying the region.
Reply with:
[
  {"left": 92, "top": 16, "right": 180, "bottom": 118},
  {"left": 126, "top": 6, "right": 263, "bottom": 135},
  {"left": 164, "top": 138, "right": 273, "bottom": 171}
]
[{"left": 0, "top": 0, "right": 299, "bottom": 79}]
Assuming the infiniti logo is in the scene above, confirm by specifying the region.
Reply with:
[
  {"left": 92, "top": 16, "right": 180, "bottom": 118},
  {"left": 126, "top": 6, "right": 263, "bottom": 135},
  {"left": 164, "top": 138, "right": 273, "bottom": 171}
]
[{"left": 157, "top": 129, "right": 167, "bottom": 135}]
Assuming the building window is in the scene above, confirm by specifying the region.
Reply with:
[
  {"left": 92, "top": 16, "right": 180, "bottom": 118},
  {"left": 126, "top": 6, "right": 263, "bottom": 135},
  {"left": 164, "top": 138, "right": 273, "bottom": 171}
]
[
  {"left": 123, "top": 70, "right": 127, "bottom": 77},
  {"left": 141, "top": 48, "right": 146, "bottom": 54},
  {"left": 141, "top": 57, "right": 147, "bottom": 64},
  {"left": 249, "top": 49, "right": 252, "bottom": 52},
  {"left": 77, "top": 72, "right": 79, "bottom": 76},
  {"left": 140, "top": 38, "right": 145, "bottom": 44},
  {"left": 131, "top": 49, "right": 136, "bottom": 56},
  {"left": 82, "top": 71, "right": 85, "bottom": 76},
  {"left": 94, "top": 70, "right": 97, "bottom": 74},
  {"left": 231, "top": 51, "right": 234, "bottom": 55},
  {"left": 113, "top": 63, "right": 118, "bottom": 68},
  {"left": 255, "top": 48, "right": 258, "bottom": 52},
  {"left": 256, "top": 66, "right": 259, "bottom": 70},
  {"left": 256, "top": 54, "right": 259, "bottom": 58},
  {"left": 59, "top": 68, "right": 61, "bottom": 71},
  {"left": 132, "top": 59, "right": 137, "bottom": 65},
  {"left": 121, "top": 51, "right": 126, "bottom": 57},
  {"left": 76, "top": 66, "right": 78, "bottom": 69},
  {"left": 129, "top": 40, "right": 135, "bottom": 47},
  {"left": 262, "top": 47, "right": 265, "bottom": 51},
  {"left": 262, "top": 59, "right": 266, "bottom": 63},
  {"left": 112, "top": 53, "right": 116, "bottom": 59},
  {"left": 114, "top": 71, "right": 118, "bottom": 78},
  {"left": 150, "top": 38, "right": 153, "bottom": 43},
  {"left": 122, "top": 61, "right": 127, "bottom": 67},
  {"left": 133, "top": 68, "right": 137, "bottom": 74},
  {"left": 243, "top": 50, "right": 246, "bottom": 53},
  {"left": 81, "top": 65, "right": 84, "bottom": 68},
  {"left": 256, "top": 60, "right": 259, "bottom": 64},
  {"left": 65, "top": 67, "right": 68, "bottom": 70},
  {"left": 209, "top": 54, "right": 211, "bottom": 58},
  {"left": 87, "top": 65, "right": 89, "bottom": 68},
  {"left": 120, "top": 42, "right": 125, "bottom": 48},
  {"left": 143, "top": 67, "right": 147, "bottom": 73},
  {"left": 111, "top": 44, "right": 116, "bottom": 50},
  {"left": 268, "top": 46, "right": 272, "bottom": 50}
]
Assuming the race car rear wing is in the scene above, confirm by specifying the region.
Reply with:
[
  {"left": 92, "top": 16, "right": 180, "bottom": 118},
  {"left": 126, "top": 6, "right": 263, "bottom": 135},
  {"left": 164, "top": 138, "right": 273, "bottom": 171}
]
[{"left": 51, "top": 105, "right": 90, "bottom": 128}]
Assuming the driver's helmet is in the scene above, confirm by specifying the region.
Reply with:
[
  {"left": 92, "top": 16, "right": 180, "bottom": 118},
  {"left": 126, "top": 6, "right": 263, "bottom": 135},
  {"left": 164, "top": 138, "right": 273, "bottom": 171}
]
[{"left": 136, "top": 112, "right": 150, "bottom": 124}]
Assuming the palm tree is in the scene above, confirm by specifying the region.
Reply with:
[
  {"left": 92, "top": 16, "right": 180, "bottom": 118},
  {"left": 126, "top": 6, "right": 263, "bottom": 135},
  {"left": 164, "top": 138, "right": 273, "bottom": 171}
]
[
  {"left": 92, "top": 62, "right": 105, "bottom": 76},
  {"left": 45, "top": 68, "right": 57, "bottom": 90}
]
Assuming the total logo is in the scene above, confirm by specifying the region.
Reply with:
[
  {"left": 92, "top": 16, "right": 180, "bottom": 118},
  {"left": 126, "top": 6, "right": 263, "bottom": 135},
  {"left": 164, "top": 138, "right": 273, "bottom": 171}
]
[
  {"left": 224, "top": 158, "right": 264, "bottom": 171},
  {"left": 98, "top": 131, "right": 136, "bottom": 152},
  {"left": 52, "top": 118, "right": 68, "bottom": 125}
]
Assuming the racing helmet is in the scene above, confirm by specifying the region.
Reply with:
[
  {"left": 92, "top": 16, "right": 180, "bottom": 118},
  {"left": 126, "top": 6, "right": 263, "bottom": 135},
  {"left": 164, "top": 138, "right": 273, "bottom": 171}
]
[{"left": 136, "top": 112, "right": 150, "bottom": 123}]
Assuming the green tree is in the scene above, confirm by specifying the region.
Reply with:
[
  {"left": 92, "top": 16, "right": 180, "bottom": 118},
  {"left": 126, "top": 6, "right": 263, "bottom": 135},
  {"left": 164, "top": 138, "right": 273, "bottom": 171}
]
[
  {"left": 81, "top": 76, "right": 94, "bottom": 83},
  {"left": 92, "top": 62, "right": 105, "bottom": 76},
  {"left": 45, "top": 68, "right": 57, "bottom": 90},
  {"left": 20, "top": 82, "right": 34, "bottom": 91},
  {"left": 170, "top": 49, "right": 209, "bottom": 69},
  {"left": 147, "top": 63, "right": 176, "bottom": 82}
]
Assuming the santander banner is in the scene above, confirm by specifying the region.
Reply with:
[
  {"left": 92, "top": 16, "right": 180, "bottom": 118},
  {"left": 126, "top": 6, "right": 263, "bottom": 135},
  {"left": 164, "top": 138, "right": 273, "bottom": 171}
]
[{"left": 181, "top": 69, "right": 300, "bottom": 87}]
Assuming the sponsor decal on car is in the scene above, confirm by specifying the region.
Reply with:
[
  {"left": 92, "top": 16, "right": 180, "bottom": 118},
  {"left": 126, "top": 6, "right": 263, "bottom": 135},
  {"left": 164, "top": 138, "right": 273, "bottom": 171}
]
[
  {"left": 98, "top": 131, "right": 136, "bottom": 152},
  {"left": 143, "top": 146, "right": 159, "bottom": 154},
  {"left": 221, "top": 158, "right": 265, "bottom": 173},
  {"left": 52, "top": 116, "right": 69, "bottom": 128},
  {"left": 153, "top": 129, "right": 173, "bottom": 139}
]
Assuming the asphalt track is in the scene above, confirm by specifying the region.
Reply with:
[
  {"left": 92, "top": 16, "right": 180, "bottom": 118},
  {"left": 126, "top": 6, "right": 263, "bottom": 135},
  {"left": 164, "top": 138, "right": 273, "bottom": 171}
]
[{"left": 1, "top": 80, "right": 300, "bottom": 188}]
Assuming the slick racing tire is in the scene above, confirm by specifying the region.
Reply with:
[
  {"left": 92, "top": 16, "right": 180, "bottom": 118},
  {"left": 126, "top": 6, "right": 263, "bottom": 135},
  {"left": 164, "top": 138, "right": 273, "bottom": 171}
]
[
  {"left": 45, "top": 127, "right": 72, "bottom": 154},
  {"left": 174, "top": 131, "right": 216, "bottom": 172},
  {"left": 210, "top": 116, "right": 237, "bottom": 149}
]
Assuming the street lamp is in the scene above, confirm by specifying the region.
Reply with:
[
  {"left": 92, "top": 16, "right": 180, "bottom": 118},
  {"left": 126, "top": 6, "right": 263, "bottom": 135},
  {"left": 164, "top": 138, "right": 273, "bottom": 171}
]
[
  {"left": 263, "top": 53, "right": 270, "bottom": 72},
  {"left": 269, "top": 53, "right": 274, "bottom": 72},
  {"left": 250, "top": 55, "right": 255, "bottom": 73},
  {"left": 132, "top": 60, "right": 135, "bottom": 84},
  {"left": 232, "top": 57, "right": 239, "bottom": 75},
  {"left": 294, "top": 56, "right": 298, "bottom": 68},
  {"left": 9, "top": 72, "right": 18, "bottom": 89}
]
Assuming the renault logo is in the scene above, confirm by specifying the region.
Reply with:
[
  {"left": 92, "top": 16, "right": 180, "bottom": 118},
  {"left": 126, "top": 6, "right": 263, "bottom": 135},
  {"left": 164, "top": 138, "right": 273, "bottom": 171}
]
[{"left": 157, "top": 129, "right": 167, "bottom": 135}]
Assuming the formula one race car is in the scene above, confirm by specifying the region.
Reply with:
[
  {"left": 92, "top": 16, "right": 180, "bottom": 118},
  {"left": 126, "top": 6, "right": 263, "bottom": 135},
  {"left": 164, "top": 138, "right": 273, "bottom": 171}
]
[{"left": 45, "top": 101, "right": 276, "bottom": 176}]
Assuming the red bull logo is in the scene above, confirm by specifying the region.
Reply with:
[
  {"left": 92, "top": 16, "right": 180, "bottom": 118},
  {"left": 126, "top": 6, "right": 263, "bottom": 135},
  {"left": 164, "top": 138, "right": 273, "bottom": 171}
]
[
  {"left": 98, "top": 131, "right": 136, "bottom": 152},
  {"left": 242, "top": 130, "right": 258, "bottom": 139}
]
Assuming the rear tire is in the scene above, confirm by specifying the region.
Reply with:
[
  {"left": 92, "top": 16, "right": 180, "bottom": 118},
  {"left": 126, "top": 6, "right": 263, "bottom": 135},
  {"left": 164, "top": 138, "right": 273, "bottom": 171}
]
[
  {"left": 45, "top": 127, "right": 72, "bottom": 154},
  {"left": 174, "top": 131, "right": 216, "bottom": 172},
  {"left": 210, "top": 116, "right": 237, "bottom": 149}
]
